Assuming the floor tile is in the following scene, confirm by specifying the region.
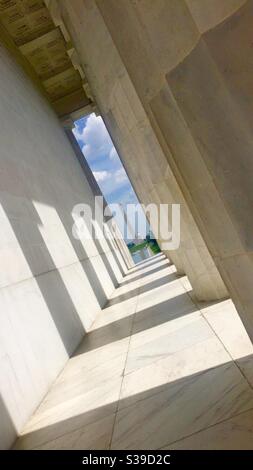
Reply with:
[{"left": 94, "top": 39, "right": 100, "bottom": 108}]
[
  {"left": 167, "top": 409, "right": 253, "bottom": 449},
  {"left": 125, "top": 316, "right": 214, "bottom": 374},
  {"left": 34, "top": 414, "right": 115, "bottom": 450},
  {"left": 44, "top": 354, "right": 126, "bottom": 407},
  {"left": 15, "top": 377, "right": 121, "bottom": 449},
  {"left": 61, "top": 337, "right": 130, "bottom": 381},
  {"left": 111, "top": 362, "right": 253, "bottom": 449},
  {"left": 120, "top": 336, "right": 231, "bottom": 409},
  {"left": 133, "top": 292, "right": 198, "bottom": 339},
  {"left": 14, "top": 253, "right": 253, "bottom": 451},
  {"left": 200, "top": 299, "right": 253, "bottom": 360}
]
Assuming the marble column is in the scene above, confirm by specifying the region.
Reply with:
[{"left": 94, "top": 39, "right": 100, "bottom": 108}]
[
  {"left": 60, "top": 0, "right": 227, "bottom": 301},
  {"left": 86, "top": 0, "right": 253, "bottom": 338}
]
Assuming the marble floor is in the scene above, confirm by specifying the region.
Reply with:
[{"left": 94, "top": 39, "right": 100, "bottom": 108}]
[{"left": 14, "top": 253, "right": 253, "bottom": 449}]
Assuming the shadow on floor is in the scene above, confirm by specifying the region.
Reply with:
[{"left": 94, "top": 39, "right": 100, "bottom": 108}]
[
  {"left": 119, "top": 261, "right": 172, "bottom": 286},
  {"left": 13, "top": 246, "right": 253, "bottom": 450},
  {"left": 129, "top": 253, "right": 165, "bottom": 272},
  {"left": 13, "top": 356, "right": 253, "bottom": 450},
  {"left": 109, "top": 271, "right": 179, "bottom": 306},
  {"left": 74, "top": 291, "right": 197, "bottom": 355}
]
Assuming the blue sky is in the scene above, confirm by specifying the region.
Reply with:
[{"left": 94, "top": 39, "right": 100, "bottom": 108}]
[
  {"left": 73, "top": 113, "right": 139, "bottom": 207},
  {"left": 73, "top": 113, "right": 150, "bottom": 240}
]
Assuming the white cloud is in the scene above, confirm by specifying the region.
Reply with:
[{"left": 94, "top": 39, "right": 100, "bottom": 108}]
[
  {"left": 73, "top": 113, "right": 134, "bottom": 199},
  {"left": 74, "top": 114, "right": 114, "bottom": 161},
  {"left": 72, "top": 126, "right": 83, "bottom": 142},
  {"left": 114, "top": 167, "right": 128, "bottom": 184},
  {"left": 93, "top": 170, "right": 111, "bottom": 182},
  {"left": 109, "top": 147, "right": 118, "bottom": 160},
  {"left": 93, "top": 168, "right": 128, "bottom": 193}
]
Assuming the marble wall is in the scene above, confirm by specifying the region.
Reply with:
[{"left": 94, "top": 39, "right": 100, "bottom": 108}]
[{"left": 0, "top": 44, "right": 127, "bottom": 449}]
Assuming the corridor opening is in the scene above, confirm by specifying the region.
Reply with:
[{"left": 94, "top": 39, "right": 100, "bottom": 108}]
[{"left": 72, "top": 113, "right": 160, "bottom": 264}]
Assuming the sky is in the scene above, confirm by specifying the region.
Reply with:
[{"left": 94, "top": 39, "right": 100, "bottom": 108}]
[
  {"left": 73, "top": 113, "right": 139, "bottom": 207},
  {"left": 73, "top": 113, "right": 150, "bottom": 240}
]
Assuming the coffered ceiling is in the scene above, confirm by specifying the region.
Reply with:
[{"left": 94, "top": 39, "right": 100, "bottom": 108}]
[{"left": 0, "top": 0, "right": 95, "bottom": 121}]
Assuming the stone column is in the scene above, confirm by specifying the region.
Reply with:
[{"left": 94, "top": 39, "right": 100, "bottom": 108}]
[
  {"left": 87, "top": 0, "right": 253, "bottom": 338},
  {"left": 60, "top": 0, "right": 227, "bottom": 301}
]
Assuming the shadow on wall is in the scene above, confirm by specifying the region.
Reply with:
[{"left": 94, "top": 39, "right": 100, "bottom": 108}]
[
  {"left": 57, "top": 209, "right": 109, "bottom": 309},
  {"left": 94, "top": 236, "right": 119, "bottom": 288},
  {"left": 1, "top": 200, "right": 85, "bottom": 357},
  {"left": 0, "top": 395, "right": 16, "bottom": 450},
  {"left": 0, "top": 184, "right": 126, "bottom": 443},
  {"left": 0, "top": 194, "right": 123, "bottom": 356},
  {"left": 105, "top": 231, "right": 126, "bottom": 277},
  {"left": 0, "top": 195, "right": 124, "bottom": 449}
]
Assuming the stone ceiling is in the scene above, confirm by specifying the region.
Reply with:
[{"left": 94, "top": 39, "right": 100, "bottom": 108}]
[{"left": 0, "top": 0, "right": 95, "bottom": 121}]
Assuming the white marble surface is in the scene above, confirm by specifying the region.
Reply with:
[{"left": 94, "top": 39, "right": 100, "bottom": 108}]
[
  {"left": 120, "top": 336, "right": 231, "bottom": 409},
  {"left": 0, "top": 45, "right": 130, "bottom": 449},
  {"left": 112, "top": 362, "right": 253, "bottom": 449},
  {"left": 14, "top": 255, "right": 253, "bottom": 450},
  {"left": 34, "top": 414, "right": 115, "bottom": 450},
  {"left": 167, "top": 408, "right": 253, "bottom": 450}
]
